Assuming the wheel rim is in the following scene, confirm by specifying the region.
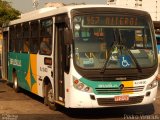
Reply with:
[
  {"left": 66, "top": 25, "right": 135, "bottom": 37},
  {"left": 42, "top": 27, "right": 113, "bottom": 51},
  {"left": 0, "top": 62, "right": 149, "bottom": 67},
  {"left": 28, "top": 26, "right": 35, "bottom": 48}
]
[{"left": 48, "top": 88, "right": 54, "bottom": 103}]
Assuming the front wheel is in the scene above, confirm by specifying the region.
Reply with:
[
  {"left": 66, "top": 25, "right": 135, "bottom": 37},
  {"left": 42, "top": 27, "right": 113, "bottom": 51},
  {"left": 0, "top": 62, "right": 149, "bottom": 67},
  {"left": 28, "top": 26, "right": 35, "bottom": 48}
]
[
  {"left": 12, "top": 72, "right": 20, "bottom": 92},
  {"left": 45, "top": 83, "right": 59, "bottom": 110}
]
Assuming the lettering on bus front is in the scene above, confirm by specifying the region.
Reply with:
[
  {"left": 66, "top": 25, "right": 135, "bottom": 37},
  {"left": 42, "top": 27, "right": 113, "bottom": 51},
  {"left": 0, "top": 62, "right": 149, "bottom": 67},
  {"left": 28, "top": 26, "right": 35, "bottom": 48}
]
[
  {"left": 85, "top": 16, "right": 138, "bottom": 26},
  {"left": 134, "top": 81, "right": 146, "bottom": 85},
  {"left": 106, "top": 17, "right": 138, "bottom": 26},
  {"left": 10, "top": 58, "right": 21, "bottom": 67},
  {"left": 86, "top": 16, "right": 100, "bottom": 25},
  {"left": 98, "top": 83, "right": 119, "bottom": 88}
]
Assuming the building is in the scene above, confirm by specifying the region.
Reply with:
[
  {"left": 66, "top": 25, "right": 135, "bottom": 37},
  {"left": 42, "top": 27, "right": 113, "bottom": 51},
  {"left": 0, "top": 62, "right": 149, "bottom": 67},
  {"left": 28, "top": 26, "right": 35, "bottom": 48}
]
[{"left": 107, "top": 0, "right": 160, "bottom": 21}]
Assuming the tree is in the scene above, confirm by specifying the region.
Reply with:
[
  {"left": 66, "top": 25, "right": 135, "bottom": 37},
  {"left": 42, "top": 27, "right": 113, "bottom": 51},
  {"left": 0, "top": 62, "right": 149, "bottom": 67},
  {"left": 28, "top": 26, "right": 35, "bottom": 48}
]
[{"left": 0, "top": 0, "right": 20, "bottom": 27}]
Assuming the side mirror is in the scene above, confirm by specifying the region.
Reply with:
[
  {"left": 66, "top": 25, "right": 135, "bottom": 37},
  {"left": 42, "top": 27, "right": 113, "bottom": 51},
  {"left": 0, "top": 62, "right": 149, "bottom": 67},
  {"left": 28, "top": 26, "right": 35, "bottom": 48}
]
[{"left": 64, "top": 28, "right": 72, "bottom": 45}]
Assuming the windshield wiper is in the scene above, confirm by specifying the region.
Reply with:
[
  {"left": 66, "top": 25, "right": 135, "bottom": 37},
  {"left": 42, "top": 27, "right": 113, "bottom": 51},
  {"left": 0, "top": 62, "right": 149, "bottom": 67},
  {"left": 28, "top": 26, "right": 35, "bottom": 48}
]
[
  {"left": 100, "top": 29, "right": 142, "bottom": 73},
  {"left": 126, "top": 49, "right": 142, "bottom": 73},
  {"left": 118, "top": 30, "right": 142, "bottom": 73},
  {"left": 100, "top": 29, "right": 118, "bottom": 73}
]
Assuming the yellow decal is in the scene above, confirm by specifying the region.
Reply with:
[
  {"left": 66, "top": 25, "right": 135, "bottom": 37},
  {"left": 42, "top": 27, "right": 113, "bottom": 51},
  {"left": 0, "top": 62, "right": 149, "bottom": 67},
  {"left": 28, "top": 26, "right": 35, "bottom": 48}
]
[
  {"left": 25, "top": 61, "right": 31, "bottom": 88},
  {"left": 122, "top": 81, "right": 133, "bottom": 94},
  {"left": 32, "top": 84, "right": 37, "bottom": 94},
  {"left": 30, "top": 54, "right": 38, "bottom": 94}
]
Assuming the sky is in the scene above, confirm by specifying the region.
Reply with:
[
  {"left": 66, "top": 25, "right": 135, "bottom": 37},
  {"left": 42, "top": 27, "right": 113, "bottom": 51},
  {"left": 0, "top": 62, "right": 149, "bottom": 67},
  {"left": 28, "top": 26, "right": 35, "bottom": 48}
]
[{"left": 6, "top": 0, "right": 107, "bottom": 13}]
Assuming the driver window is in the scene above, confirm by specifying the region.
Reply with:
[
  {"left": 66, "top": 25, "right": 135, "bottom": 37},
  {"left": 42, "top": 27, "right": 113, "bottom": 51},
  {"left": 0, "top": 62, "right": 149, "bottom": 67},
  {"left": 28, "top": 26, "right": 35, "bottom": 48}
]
[{"left": 75, "top": 28, "right": 107, "bottom": 68}]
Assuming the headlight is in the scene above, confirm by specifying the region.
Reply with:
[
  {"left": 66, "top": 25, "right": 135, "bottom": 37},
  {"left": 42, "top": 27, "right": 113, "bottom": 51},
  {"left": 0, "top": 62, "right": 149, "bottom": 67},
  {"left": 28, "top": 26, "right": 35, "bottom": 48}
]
[
  {"left": 73, "top": 77, "right": 93, "bottom": 93},
  {"left": 146, "top": 80, "right": 158, "bottom": 90}
]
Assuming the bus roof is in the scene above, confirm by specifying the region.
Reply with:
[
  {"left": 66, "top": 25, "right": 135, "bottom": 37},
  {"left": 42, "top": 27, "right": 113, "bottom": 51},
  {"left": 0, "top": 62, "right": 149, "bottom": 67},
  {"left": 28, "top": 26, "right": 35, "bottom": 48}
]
[{"left": 10, "top": 4, "right": 150, "bottom": 25}]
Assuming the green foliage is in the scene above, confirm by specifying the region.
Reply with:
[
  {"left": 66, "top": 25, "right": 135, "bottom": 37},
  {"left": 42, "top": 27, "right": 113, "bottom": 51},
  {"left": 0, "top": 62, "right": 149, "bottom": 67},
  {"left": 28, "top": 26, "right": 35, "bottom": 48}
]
[{"left": 0, "top": 0, "right": 20, "bottom": 27}]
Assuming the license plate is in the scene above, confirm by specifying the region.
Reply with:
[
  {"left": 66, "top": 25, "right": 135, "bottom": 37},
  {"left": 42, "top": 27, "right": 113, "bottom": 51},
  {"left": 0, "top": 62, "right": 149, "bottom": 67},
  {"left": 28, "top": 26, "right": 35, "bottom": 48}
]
[{"left": 114, "top": 95, "right": 129, "bottom": 101}]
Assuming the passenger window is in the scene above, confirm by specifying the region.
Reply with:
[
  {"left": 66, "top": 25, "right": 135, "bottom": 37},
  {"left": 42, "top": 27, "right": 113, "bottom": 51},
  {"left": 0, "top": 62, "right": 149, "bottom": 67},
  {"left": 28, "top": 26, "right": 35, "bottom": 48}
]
[
  {"left": 30, "top": 21, "right": 39, "bottom": 54},
  {"left": 15, "top": 24, "right": 22, "bottom": 52},
  {"left": 40, "top": 18, "right": 53, "bottom": 55},
  {"left": 9, "top": 26, "right": 16, "bottom": 52},
  {"left": 22, "top": 23, "right": 30, "bottom": 53},
  {"left": 40, "top": 19, "right": 52, "bottom": 36}
]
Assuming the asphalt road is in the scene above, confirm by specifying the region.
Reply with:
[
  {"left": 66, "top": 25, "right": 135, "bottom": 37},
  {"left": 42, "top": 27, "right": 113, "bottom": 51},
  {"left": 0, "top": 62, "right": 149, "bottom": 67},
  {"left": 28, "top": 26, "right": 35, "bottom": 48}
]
[{"left": 0, "top": 79, "right": 160, "bottom": 120}]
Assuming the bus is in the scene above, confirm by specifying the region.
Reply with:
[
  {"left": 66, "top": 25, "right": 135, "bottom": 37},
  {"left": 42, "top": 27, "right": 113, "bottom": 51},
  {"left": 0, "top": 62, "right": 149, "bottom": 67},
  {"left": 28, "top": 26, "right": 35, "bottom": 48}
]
[{"left": 2, "top": 4, "right": 159, "bottom": 110}]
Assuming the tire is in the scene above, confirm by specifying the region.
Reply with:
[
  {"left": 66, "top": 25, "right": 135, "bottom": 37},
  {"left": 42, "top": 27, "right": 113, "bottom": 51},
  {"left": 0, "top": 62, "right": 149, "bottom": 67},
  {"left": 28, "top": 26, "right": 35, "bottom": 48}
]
[
  {"left": 45, "top": 83, "right": 59, "bottom": 110},
  {"left": 12, "top": 72, "right": 20, "bottom": 92},
  {"left": 44, "top": 85, "right": 48, "bottom": 106}
]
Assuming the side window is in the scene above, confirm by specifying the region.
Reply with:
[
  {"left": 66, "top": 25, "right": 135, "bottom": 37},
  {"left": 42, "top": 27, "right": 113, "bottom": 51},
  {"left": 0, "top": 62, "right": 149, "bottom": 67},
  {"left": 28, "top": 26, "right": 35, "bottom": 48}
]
[
  {"left": 22, "top": 23, "right": 30, "bottom": 53},
  {"left": 15, "top": 24, "right": 22, "bottom": 52},
  {"left": 40, "top": 18, "right": 53, "bottom": 55},
  {"left": 9, "top": 26, "right": 16, "bottom": 52},
  {"left": 30, "top": 21, "right": 39, "bottom": 54}
]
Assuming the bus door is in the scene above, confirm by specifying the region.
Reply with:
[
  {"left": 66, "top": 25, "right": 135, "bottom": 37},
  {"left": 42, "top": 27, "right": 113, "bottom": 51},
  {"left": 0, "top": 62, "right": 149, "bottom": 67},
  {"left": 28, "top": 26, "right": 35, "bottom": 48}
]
[
  {"left": 2, "top": 29, "right": 9, "bottom": 79},
  {"left": 55, "top": 24, "right": 65, "bottom": 102},
  {"left": 54, "top": 15, "right": 68, "bottom": 103}
]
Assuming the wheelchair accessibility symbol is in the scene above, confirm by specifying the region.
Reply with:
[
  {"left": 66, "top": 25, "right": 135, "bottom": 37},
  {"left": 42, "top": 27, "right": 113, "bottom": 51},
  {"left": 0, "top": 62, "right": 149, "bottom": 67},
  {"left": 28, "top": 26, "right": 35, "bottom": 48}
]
[{"left": 120, "top": 56, "right": 131, "bottom": 68}]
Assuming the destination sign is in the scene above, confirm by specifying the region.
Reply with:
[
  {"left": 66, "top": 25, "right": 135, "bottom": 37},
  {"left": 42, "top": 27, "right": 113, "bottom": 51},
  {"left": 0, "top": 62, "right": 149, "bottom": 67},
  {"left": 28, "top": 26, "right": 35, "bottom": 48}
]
[{"left": 83, "top": 16, "right": 141, "bottom": 26}]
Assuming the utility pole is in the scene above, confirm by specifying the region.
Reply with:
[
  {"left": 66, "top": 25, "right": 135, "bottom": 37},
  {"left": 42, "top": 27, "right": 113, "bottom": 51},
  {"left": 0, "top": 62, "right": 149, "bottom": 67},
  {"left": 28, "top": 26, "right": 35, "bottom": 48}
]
[
  {"left": 155, "top": 0, "right": 158, "bottom": 21},
  {"left": 126, "top": 0, "right": 128, "bottom": 6},
  {"left": 135, "top": 0, "right": 138, "bottom": 7},
  {"left": 135, "top": 0, "right": 142, "bottom": 8},
  {"left": 32, "top": 0, "right": 39, "bottom": 10},
  {"left": 106, "top": 0, "right": 117, "bottom": 5}
]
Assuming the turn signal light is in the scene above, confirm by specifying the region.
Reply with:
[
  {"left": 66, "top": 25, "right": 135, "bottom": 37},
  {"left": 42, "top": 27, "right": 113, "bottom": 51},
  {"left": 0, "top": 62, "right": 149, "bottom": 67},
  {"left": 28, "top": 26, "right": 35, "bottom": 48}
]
[{"left": 74, "top": 79, "right": 79, "bottom": 84}]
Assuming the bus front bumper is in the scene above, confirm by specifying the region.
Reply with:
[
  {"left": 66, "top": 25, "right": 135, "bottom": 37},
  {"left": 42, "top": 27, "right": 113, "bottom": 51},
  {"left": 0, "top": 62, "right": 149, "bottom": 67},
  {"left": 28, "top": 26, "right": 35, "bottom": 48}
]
[{"left": 67, "top": 85, "right": 158, "bottom": 108}]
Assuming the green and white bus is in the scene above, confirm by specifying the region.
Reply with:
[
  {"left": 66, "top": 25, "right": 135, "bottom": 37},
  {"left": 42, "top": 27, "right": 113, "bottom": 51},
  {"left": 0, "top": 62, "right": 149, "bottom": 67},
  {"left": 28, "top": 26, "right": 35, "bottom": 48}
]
[{"left": 2, "top": 4, "right": 159, "bottom": 109}]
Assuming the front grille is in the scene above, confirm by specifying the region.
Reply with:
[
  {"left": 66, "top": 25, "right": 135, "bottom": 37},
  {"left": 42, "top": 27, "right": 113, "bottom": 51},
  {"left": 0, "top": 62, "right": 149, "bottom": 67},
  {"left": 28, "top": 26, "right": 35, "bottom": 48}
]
[
  {"left": 97, "top": 96, "right": 144, "bottom": 106},
  {"left": 86, "top": 74, "right": 151, "bottom": 81},
  {"left": 95, "top": 86, "right": 144, "bottom": 94}
]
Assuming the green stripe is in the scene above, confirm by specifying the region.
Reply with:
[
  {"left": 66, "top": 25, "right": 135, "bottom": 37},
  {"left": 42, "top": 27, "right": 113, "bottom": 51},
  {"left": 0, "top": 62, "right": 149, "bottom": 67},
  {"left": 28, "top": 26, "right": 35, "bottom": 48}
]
[
  {"left": 80, "top": 77, "right": 121, "bottom": 95},
  {"left": 8, "top": 52, "right": 35, "bottom": 91}
]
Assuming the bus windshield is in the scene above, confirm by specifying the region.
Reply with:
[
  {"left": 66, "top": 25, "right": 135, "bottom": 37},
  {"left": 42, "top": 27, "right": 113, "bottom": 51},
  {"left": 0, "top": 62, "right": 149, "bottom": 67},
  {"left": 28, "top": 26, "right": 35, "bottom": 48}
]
[
  {"left": 156, "top": 34, "right": 160, "bottom": 45},
  {"left": 156, "top": 34, "right": 160, "bottom": 54},
  {"left": 73, "top": 15, "right": 156, "bottom": 69}
]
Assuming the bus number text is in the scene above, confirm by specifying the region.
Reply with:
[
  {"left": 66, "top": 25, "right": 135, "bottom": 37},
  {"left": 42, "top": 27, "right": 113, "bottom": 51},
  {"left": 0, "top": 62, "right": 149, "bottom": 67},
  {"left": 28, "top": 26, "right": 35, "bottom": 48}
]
[{"left": 40, "top": 67, "right": 48, "bottom": 72}]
